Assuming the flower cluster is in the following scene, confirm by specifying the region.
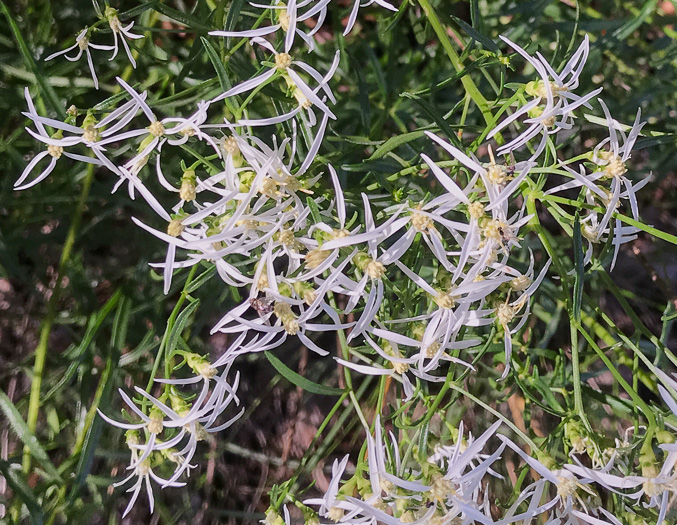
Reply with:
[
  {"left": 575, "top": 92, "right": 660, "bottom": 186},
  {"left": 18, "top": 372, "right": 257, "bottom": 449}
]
[
  {"left": 298, "top": 418, "right": 635, "bottom": 525},
  {"left": 15, "top": 3, "right": 659, "bottom": 523}
]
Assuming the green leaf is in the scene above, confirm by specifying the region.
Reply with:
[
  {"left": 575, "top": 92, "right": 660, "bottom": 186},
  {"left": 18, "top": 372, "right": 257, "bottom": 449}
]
[
  {"left": 1, "top": 1, "right": 64, "bottom": 119},
  {"left": 0, "top": 460, "right": 44, "bottom": 525},
  {"left": 185, "top": 265, "right": 217, "bottom": 294},
  {"left": 110, "top": 292, "right": 130, "bottom": 351},
  {"left": 44, "top": 290, "right": 122, "bottom": 401},
  {"left": 167, "top": 299, "right": 201, "bottom": 356},
  {"left": 616, "top": 214, "right": 677, "bottom": 246},
  {"left": 201, "top": 37, "right": 232, "bottom": 92},
  {"left": 400, "top": 57, "right": 485, "bottom": 98},
  {"left": 67, "top": 344, "right": 118, "bottom": 504},
  {"left": 0, "top": 390, "right": 62, "bottom": 482},
  {"left": 224, "top": 0, "right": 246, "bottom": 33},
  {"left": 572, "top": 212, "right": 584, "bottom": 322},
  {"left": 150, "top": 2, "right": 214, "bottom": 32},
  {"left": 306, "top": 196, "right": 322, "bottom": 224},
  {"left": 176, "top": 35, "right": 208, "bottom": 86},
  {"left": 368, "top": 131, "right": 426, "bottom": 161},
  {"left": 449, "top": 14, "right": 499, "bottom": 53},
  {"left": 350, "top": 50, "right": 371, "bottom": 133},
  {"left": 401, "top": 93, "right": 463, "bottom": 149},
  {"left": 265, "top": 352, "right": 344, "bottom": 396},
  {"left": 383, "top": 0, "right": 409, "bottom": 33}
]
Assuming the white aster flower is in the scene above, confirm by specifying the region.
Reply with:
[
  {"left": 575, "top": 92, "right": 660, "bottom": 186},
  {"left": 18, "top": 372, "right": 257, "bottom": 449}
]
[
  {"left": 210, "top": 0, "right": 332, "bottom": 53},
  {"left": 114, "top": 453, "right": 185, "bottom": 518},
  {"left": 15, "top": 88, "right": 104, "bottom": 191},
  {"left": 210, "top": 38, "right": 338, "bottom": 124},
  {"left": 44, "top": 27, "right": 114, "bottom": 89},
  {"left": 490, "top": 35, "right": 603, "bottom": 158},
  {"left": 546, "top": 100, "right": 648, "bottom": 260},
  {"left": 493, "top": 256, "right": 551, "bottom": 379},
  {"left": 105, "top": 7, "right": 144, "bottom": 68},
  {"left": 497, "top": 436, "right": 617, "bottom": 525}
]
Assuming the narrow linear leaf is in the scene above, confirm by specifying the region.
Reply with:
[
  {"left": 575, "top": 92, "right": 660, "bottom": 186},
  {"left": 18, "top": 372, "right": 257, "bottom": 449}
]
[
  {"left": 0, "top": 390, "right": 62, "bottom": 482},
  {"left": 224, "top": 0, "right": 246, "bottom": 33},
  {"left": 45, "top": 290, "right": 122, "bottom": 401},
  {"left": 185, "top": 265, "right": 217, "bottom": 294},
  {"left": 306, "top": 196, "right": 322, "bottom": 224},
  {"left": 616, "top": 214, "right": 677, "bottom": 246},
  {"left": 265, "top": 351, "right": 344, "bottom": 396},
  {"left": 67, "top": 345, "right": 118, "bottom": 504},
  {"left": 612, "top": 0, "right": 658, "bottom": 40},
  {"left": 450, "top": 14, "right": 499, "bottom": 52},
  {"left": 167, "top": 299, "right": 201, "bottom": 355},
  {"left": 349, "top": 50, "right": 371, "bottom": 132},
  {"left": 383, "top": 0, "right": 409, "bottom": 33},
  {"left": 201, "top": 37, "right": 232, "bottom": 92},
  {"left": 176, "top": 35, "right": 206, "bottom": 86},
  {"left": 368, "top": 130, "right": 426, "bottom": 161},
  {"left": 149, "top": 2, "right": 214, "bottom": 32},
  {"left": 401, "top": 59, "right": 484, "bottom": 98},
  {"left": 403, "top": 94, "right": 463, "bottom": 149}
]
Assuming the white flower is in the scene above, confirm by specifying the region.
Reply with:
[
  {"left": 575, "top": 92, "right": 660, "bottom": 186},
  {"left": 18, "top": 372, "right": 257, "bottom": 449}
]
[
  {"left": 320, "top": 195, "right": 409, "bottom": 341},
  {"left": 210, "top": 0, "right": 332, "bottom": 52},
  {"left": 388, "top": 255, "right": 505, "bottom": 371},
  {"left": 209, "top": 249, "right": 356, "bottom": 356},
  {"left": 336, "top": 334, "right": 445, "bottom": 400},
  {"left": 576, "top": 193, "right": 640, "bottom": 271},
  {"left": 490, "top": 35, "right": 603, "bottom": 158},
  {"left": 15, "top": 88, "right": 103, "bottom": 191},
  {"left": 100, "top": 78, "right": 218, "bottom": 170},
  {"left": 565, "top": 448, "right": 677, "bottom": 525},
  {"left": 114, "top": 453, "right": 185, "bottom": 518},
  {"left": 210, "top": 38, "right": 339, "bottom": 125},
  {"left": 546, "top": 100, "right": 648, "bottom": 262},
  {"left": 105, "top": 7, "right": 143, "bottom": 68},
  {"left": 497, "top": 436, "right": 617, "bottom": 525},
  {"left": 304, "top": 455, "right": 351, "bottom": 519},
  {"left": 44, "top": 27, "right": 114, "bottom": 89},
  {"left": 425, "top": 131, "right": 534, "bottom": 215}
]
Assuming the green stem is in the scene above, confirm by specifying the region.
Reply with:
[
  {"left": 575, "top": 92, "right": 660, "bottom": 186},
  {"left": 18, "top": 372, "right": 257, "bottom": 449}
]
[
  {"left": 327, "top": 292, "right": 370, "bottom": 430},
  {"left": 22, "top": 164, "right": 95, "bottom": 474},
  {"left": 146, "top": 265, "right": 199, "bottom": 392},
  {"left": 569, "top": 320, "right": 591, "bottom": 431},
  {"left": 417, "top": 0, "right": 494, "bottom": 127},
  {"left": 526, "top": 191, "right": 571, "bottom": 297}
]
